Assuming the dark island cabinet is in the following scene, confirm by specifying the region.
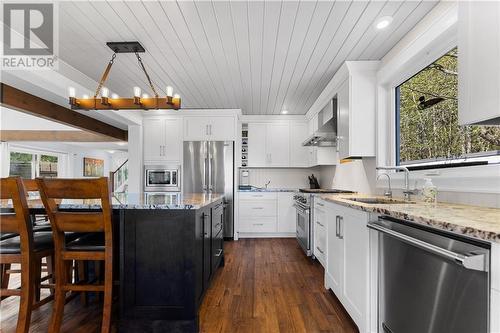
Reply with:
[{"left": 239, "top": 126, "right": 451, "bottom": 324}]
[{"left": 119, "top": 198, "right": 225, "bottom": 332}]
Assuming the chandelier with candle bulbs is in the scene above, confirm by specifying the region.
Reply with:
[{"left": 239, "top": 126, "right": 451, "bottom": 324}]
[{"left": 68, "top": 42, "right": 181, "bottom": 110}]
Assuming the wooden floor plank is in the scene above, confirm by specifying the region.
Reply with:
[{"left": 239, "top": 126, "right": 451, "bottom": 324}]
[{"left": 0, "top": 238, "right": 358, "bottom": 333}]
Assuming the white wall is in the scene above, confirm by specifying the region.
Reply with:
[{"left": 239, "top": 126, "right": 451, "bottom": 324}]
[{"left": 318, "top": 159, "right": 377, "bottom": 194}]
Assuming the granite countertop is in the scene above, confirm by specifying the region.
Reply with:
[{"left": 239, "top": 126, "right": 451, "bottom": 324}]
[
  {"left": 1, "top": 193, "right": 224, "bottom": 210},
  {"left": 319, "top": 193, "right": 500, "bottom": 243},
  {"left": 238, "top": 187, "right": 298, "bottom": 192}
]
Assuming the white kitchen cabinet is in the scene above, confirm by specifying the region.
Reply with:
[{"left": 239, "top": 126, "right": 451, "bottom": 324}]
[
  {"left": 458, "top": 1, "right": 500, "bottom": 125},
  {"left": 492, "top": 288, "right": 500, "bottom": 333},
  {"left": 325, "top": 201, "right": 370, "bottom": 333},
  {"left": 143, "top": 117, "right": 182, "bottom": 162},
  {"left": 277, "top": 192, "right": 296, "bottom": 233},
  {"left": 247, "top": 123, "right": 267, "bottom": 167},
  {"left": 183, "top": 116, "right": 236, "bottom": 141},
  {"left": 266, "top": 123, "right": 289, "bottom": 167},
  {"left": 289, "top": 123, "right": 310, "bottom": 167},
  {"left": 313, "top": 198, "right": 327, "bottom": 267},
  {"left": 247, "top": 122, "right": 289, "bottom": 167},
  {"left": 238, "top": 191, "right": 296, "bottom": 237},
  {"left": 335, "top": 62, "right": 378, "bottom": 160}
]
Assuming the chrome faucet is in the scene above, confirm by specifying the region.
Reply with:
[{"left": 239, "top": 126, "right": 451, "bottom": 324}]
[
  {"left": 376, "top": 166, "right": 419, "bottom": 201},
  {"left": 264, "top": 180, "right": 271, "bottom": 189},
  {"left": 377, "top": 173, "right": 392, "bottom": 198}
]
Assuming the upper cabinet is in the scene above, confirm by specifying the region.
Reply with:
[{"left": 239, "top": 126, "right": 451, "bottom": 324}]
[
  {"left": 290, "top": 123, "right": 310, "bottom": 167},
  {"left": 458, "top": 1, "right": 500, "bottom": 125},
  {"left": 143, "top": 117, "right": 182, "bottom": 162},
  {"left": 183, "top": 116, "right": 236, "bottom": 141},
  {"left": 247, "top": 122, "right": 290, "bottom": 167},
  {"left": 246, "top": 120, "right": 310, "bottom": 168},
  {"left": 336, "top": 62, "right": 378, "bottom": 160}
]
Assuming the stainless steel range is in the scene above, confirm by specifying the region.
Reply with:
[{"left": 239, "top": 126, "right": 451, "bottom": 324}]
[{"left": 294, "top": 189, "right": 354, "bottom": 257}]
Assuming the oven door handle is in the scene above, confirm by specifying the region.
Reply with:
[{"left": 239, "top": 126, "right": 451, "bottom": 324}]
[
  {"left": 293, "top": 204, "right": 309, "bottom": 215},
  {"left": 368, "top": 222, "right": 488, "bottom": 272}
]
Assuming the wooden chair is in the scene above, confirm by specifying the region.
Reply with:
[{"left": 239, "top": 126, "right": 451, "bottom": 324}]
[
  {"left": 0, "top": 177, "right": 55, "bottom": 333},
  {"left": 37, "top": 177, "right": 113, "bottom": 333}
]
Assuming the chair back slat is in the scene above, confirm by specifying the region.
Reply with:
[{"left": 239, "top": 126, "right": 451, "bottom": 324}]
[
  {"left": 37, "top": 177, "right": 112, "bottom": 237},
  {"left": 36, "top": 178, "right": 106, "bottom": 199},
  {"left": 0, "top": 177, "right": 32, "bottom": 239},
  {"left": 54, "top": 212, "right": 104, "bottom": 232},
  {"left": 21, "top": 179, "right": 38, "bottom": 192}
]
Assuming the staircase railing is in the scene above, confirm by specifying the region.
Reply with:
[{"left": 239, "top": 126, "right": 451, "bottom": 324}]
[{"left": 110, "top": 159, "right": 128, "bottom": 193}]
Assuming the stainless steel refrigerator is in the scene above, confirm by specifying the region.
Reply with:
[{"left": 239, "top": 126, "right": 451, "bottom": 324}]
[{"left": 183, "top": 141, "right": 234, "bottom": 239}]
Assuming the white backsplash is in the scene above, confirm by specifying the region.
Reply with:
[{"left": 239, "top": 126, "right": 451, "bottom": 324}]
[{"left": 246, "top": 167, "right": 323, "bottom": 189}]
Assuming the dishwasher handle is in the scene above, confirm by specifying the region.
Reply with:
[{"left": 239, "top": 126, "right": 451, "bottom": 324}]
[{"left": 368, "top": 222, "right": 488, "bottom": 272}]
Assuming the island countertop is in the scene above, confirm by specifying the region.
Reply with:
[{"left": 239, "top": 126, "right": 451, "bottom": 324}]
[
  {"left": 319, "top": 193, "right": 500, "bottom": 244},
  {"left": 1, "top": 192, "right": 224, "bottom": 211}
]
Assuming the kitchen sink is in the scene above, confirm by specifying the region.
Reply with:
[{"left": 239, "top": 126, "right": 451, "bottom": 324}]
[{"left": 347, "top": 197, "right": 415, "bottom": 205}]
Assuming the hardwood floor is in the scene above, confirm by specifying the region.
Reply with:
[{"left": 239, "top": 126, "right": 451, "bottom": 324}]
[{"left": 0, "top": 238, "right": 358, "bottom": 333}]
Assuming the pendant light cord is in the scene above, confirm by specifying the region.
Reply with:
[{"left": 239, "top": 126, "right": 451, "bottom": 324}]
[
  {"left": 135, "top": 52, "right": 159, "bottom": 98},
  {"left": 94, "top": 53, "right": 116, "bottom": 98}
]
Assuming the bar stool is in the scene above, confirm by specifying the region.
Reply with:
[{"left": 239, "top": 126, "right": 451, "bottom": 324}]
[
  {"left": 37, "top": 177, "right": 113, "bottom": 333},
  {"left": 0, "top": 177, "right": 55, "bottom": 333}
]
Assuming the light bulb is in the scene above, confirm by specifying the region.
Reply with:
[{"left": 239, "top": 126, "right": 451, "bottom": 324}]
[
  {"left": 133, "top": 86, "right": 141, "bottom": 98},
  {"left": 68, "top": 87, "right": 76, "bottom": 98},
  {"left": 101, "top": 87, "right": 109, "bottom": 98},
  {"left": 82, "top": 94, "right": 89, "bottom": 99},
  {"left": 375, "top": 16, "right": 393, "bottom": 30},
  {"left": 173, "top": 94, "right": 180, "bottom": 99},
  {"left": 111, "top": 93, "right": 119, "bottom": 99},
  {"left": 166, "top": 86, "right": 174, "bottom": 97},
  {"left": 281, "top": 110, "right": 288, "bottom": 114},
  {"left": 142, "top": 93, "right": 149, "bottom": 99}
]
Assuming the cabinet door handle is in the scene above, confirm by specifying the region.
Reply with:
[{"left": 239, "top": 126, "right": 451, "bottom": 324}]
[
  {"left": 206, "top": 125, "right": 209, "bottom": 135},
  {"left": 316, "top": 221, "right": 324, "bottom": 227},
  {"left": 209, "top": 124, "right": 212, "bottom": 135},
  {"left": 335, "top": 215, "right": 340, "bottom": 238},
  {"left": 215, "top": 249, "right": 223, "bottom": 257},
  {"left": 316, "top": 246, "right": 324, "bottom": 254},
  {"left": 251, "top": 195, "right": 263, "bottom": 197},
  {"left": 252, "top": 207, "right": 264, "bottom": 210},
  {"left": 338, "top": 216, "right": 344, "bottom": 239},
  {"left": 253, "top": 223, "right": 264, "bottom": 226}
]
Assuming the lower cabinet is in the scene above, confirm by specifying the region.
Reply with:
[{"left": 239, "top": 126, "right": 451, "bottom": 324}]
[
  {"left": 238, "top": 192, "right": 296, "bottom": 237},
  {"left": 313, "top": 198, "right": 327, "bottom": 266},
  {"left": 325, "top": 202, "right": 370, "bottom": 333}
]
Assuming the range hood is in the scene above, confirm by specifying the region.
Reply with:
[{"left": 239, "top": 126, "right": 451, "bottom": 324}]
[{"left": 302, "top": 99, "right": 338, "bottom": 147}]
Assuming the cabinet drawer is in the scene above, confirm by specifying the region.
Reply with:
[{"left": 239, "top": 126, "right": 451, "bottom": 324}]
[
  {"left": 239, "top": 201, "right": 277, "bottom": 217},
  {"left": 239, "top": 217, "right": 277, "bottom": 233},
  {"left": 239, "top": 192, "right": 277, "bottom": 201}
]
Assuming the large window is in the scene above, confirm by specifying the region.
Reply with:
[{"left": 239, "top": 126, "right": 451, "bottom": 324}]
[
  {"left": 396, "top": 48, "right": 500, "bottom": 166},
  {"left": 9, "top": 151, "right": 59, "bottom": 178}
]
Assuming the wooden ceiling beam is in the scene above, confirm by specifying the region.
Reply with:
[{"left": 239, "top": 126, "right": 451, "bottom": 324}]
[
  {"left": 0, "top": 130, "right": 121, "bottom": 142},
  {"left": 0, "top": 83, "right": 127, "bottom": 141}
]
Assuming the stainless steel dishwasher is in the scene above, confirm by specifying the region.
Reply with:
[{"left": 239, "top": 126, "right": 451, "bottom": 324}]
[{"left": 368, "top": 216, "right": 490, "bottom": 333}]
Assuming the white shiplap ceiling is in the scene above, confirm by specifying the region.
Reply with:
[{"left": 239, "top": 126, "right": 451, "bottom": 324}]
[{"left": 58, "top": 0, "right": 438, "bottom": 115}]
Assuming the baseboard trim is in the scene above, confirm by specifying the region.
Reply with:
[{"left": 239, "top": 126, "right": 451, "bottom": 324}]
[{"left": 237, "top": 232, "right": 296, "bottom": 238}]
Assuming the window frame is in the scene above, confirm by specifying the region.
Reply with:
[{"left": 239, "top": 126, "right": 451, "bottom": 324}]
[
  {"left": 376, "top": 2, "right": 500, "bottom": 195},
  {"left": 8, "top": 145, "right": 68, "bottom": 178},
  {"left": 394, "top": 49, "right": 499, "bottom": 168}
]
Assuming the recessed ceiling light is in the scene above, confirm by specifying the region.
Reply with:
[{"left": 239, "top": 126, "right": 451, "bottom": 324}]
[
  {"left": 281, "top": 110, "right": 288, "bottom": 114},
  {"left": 375, "top": 16, "right": 393, "bottom": 30}
]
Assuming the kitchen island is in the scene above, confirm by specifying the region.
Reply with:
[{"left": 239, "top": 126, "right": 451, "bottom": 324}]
[
  {"left": 2, "top": 192, "right": 226, "bottom": 333},
  {"left": 114, "top": 193, "right": 225, "bottom": 333}
]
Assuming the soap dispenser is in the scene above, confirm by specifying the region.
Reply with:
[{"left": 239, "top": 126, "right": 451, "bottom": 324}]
[{"left": 422, "top": 178, "right": 437, "bottom": 204}]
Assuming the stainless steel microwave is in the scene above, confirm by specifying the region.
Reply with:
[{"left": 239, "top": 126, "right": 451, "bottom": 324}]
[{"left": 144, "top": 165, "right": 180, "bottom": 192}]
